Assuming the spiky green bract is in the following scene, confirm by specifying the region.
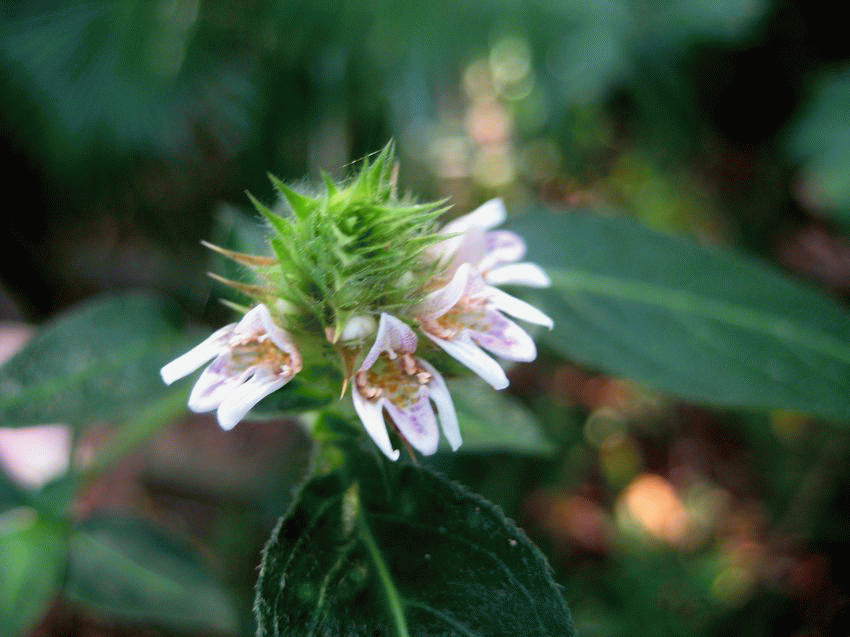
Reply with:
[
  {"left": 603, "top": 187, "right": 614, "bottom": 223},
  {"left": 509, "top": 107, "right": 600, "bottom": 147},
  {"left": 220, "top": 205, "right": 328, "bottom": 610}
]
[{"left": 246, "top": 144, "right": 447, "bottom": 351}]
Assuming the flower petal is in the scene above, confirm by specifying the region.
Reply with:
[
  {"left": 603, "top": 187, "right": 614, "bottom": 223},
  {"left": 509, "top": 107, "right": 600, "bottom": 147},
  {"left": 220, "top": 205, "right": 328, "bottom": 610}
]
[
  {"left": 187, "top": 361, "right": 237, "bottom": 412},
  {"left": 418, "top": 263, "right": 474, "bottom": 319},
  {"left": 485, "top": 262, "right": 551, "bottom": 288},
  {"left": 442, "top": 198, "right": 507, "bottom": 234},
  {"left": 477, "top": 230, "right": 526, "bottom": 273},
  {"left": 420, "top": 360, "right": 461, "bottom": 451},
  {"left": 254, "top": 304, "right": 303, "bottom": 369},
  {"left": 352, "top": 389, "right": 401, "bottom": 460},
  {"left": 360, "top": 313, "right": 418, "bottom": 371},
  {"left": 486, "top": 286, "right": 554, "bottom": 328},
  {"left": 471, "top": 311, "right": 537, "bottom": 362},
  {"left": 160, "top": 324, "right": 233, "bottom": 385},
  {"left": 384, "top": 391, "right": 440, "bottom": 456},
  {"left": 216, "top": 371, "right": 288, "bottom": 431},
  {"left": 424, "top": 331, "right": 509, "bottom": 390}
]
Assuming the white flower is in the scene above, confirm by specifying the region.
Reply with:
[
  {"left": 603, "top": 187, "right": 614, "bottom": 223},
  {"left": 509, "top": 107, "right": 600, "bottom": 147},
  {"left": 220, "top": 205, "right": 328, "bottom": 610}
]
[
  {"left": 418, "top": 263, "right": 553, "bottom": 390},
  {"left": 160, "top": 304, "right": 302, "bottom": 430},
  {"left": 352, "top": 313, "right": 460, "bottom": 460},
  {"left": 433, "top": 198, "right": 551, "bottom": 288}
]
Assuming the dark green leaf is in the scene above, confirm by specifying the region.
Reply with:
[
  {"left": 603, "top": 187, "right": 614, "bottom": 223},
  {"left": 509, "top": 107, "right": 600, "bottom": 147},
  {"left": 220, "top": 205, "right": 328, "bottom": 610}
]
[
  {"left": 251, "top": 367, "right": 339, "bottom": 418},
  {"left": 788, "top": 70, "right": 850, "bottom": 227},
  {"left": 0, "top": 469, "right": 28, "bottom": 513},
  {"left": 508, "top": 209, "right": 850, "bottom": 419},
  {"left": 447, "top": 377, "right": 555, "bottom": 454},
  {"left": 66, "top": 513, "right": 238, "bottom": 634},
  {"left": 0, "top": 294, "right": 186, "bottom": 428},
  {"left": 256, "top": 456, "right": 574, "bottom": 636},
  {"left": 0, "top": 510, "right": 68, "bottom": 637}
]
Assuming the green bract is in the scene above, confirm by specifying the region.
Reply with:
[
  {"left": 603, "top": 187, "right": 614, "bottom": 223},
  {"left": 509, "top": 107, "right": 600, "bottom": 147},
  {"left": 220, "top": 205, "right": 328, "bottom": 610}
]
[{"left": 241, "top": 144, "right": 447, "bottom": 348}]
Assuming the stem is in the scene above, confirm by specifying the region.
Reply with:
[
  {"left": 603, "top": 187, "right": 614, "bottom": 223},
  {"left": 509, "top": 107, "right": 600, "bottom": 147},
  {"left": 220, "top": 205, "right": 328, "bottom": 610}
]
[{"left": 357, "top": 512, "right": 409, "bottom": 637}]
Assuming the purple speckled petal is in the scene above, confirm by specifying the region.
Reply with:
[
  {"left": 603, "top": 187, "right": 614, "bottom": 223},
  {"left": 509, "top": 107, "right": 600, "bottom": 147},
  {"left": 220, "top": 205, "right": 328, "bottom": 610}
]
[
  {"left": 486, "top": 286, "right": 554, "bottom": 328},
  {"left": 477, "top": 230, "right": 526, "bottom": 273},
  {"left": 384, "top": 389, "right": 440, "bottom": 456},
  {"left": 360, "top": 313, "right": 417, "bottom": 371},
  {"left": 424, "top": 330, "right": 509, "bottom": 390},
  {"left": 420, "top": 360, "right": 461, "bottom": 451},
  {"left": 187, "top": 357, "right": 239, "bottom": 412},
  {"left": 470, "top": 310, "right": 537, "bottom": 363}
]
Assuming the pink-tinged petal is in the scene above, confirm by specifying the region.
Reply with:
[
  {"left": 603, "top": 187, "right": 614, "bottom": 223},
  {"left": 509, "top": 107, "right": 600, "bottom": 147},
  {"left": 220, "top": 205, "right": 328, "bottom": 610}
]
[
  {"left": 486, "top": 287, "right": 554, "bottom": 328},
  {"left": 216, "top": 371, "right": 288, "bottom": 431},
  {"left": 234, "top": 304, "right": 269, "bottom": 334},
  {"left": 477, "top": 231, "right": 527, "bottom": 273},
  {"left": 352, "top": 389, "right": 401, "bottom": 461},
  {"left": 442, "top": 198, "right": 507, "bottom": 234},
  {"left": 486, "top": 263, "right": 551, "bottom": 288},
  {"left": 424, "top": 331, "right": 509, "bottom": 390},
  {"left": 471, "top": 311, "right": 537, "bottom": 362},
  {"left": 187, "top": 359, "right": 242, "bottom": 412},
  {"left": 0, "top": 424, "right": 71, "bottom": 489},
  {"left": 360, "top": 314, "right": 418, "bottom": 371},
  {"left": 419, "top": 263, "right": 474, "bottom": 319},
  {"left": 384, "top": 391, "right": 440, "bottom": 456},
  {"left": 419, "top": 360, "right": 461, "bottom": 451},
  {"left": 254, "top": 305, "right": 303, "bottom": 368},
  {"left": 160, "top": 324, "right": 233, "bottom": 385},
  {"left": 448, "top": 225, "right": 488, "bottom": 271}
]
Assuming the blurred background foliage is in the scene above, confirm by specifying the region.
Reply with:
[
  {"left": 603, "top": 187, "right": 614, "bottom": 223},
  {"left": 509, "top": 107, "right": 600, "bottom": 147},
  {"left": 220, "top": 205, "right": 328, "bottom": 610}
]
[{"left": 2, "top": 0, "right": 850, "bottom": 635}]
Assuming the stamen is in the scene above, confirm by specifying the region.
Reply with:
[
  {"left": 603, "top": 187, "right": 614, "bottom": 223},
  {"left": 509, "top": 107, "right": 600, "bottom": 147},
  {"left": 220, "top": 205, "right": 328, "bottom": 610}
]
[{"left": 402, "top": 352, "right": 417, "bottom": 376}]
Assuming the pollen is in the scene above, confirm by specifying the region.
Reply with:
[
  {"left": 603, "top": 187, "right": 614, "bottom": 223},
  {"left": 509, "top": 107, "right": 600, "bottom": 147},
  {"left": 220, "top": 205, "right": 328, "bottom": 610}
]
[
  {"left": 424, "top": 297, "right": 491, "bottom": 340},
  {"left": 229, "top": 335, "right": 294, "bottom": 377},
  {"left": 357, "top": 352, "right": 432, "bottom": 409}
]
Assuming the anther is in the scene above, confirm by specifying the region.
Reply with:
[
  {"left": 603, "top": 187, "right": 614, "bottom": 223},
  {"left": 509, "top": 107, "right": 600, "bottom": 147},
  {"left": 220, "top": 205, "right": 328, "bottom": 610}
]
[{"left": 402, "top": 352, "right": 417, "bottom": 376}]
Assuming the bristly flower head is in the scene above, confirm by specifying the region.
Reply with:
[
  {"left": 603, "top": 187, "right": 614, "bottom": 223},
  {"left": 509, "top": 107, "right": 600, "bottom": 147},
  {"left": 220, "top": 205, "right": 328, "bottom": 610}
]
[{"left": 162, "top": 143, "right": 552, "bottom": 460}]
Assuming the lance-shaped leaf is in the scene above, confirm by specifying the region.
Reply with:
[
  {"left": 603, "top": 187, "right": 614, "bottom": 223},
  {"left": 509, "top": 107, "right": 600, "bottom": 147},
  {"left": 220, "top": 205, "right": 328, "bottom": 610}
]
[
  {"left": 508, "top": 209, "right": 850, "bottom": 419},
  {"left": 447, "top": 377, "right": 555, "bottom": 455},
  {"left": 65, "top": 513, "right": 239, "bottom": 634},
  {"left": 0, "top": 510, "right": 68, "bottom": 637},
  {"left": 255, "top": 458, "right": 574, "bottom": 636},
  {"left": 0, "top": 294, "right": 187, "bottom": 428}
]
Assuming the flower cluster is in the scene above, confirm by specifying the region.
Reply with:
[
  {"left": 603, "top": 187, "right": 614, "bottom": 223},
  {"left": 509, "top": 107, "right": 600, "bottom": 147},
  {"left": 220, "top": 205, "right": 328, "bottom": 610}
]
[{"left": 161, "top": 146, "right": 552, "bottom": 460}]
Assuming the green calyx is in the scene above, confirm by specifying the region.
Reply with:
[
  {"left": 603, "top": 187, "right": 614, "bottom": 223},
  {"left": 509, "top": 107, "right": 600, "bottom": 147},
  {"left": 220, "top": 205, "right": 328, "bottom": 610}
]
[{"left": 223, "top": 143, "right": 448, "bottom": 347}]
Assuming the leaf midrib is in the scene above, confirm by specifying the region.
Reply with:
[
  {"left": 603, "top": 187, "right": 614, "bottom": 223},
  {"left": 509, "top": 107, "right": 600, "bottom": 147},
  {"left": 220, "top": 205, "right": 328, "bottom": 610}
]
[
  {"left": 0, "top": 333, "right": 178, "bottom": 413},
  {"left": 548, "top": 267, "right": 850, "bottom": 364}
]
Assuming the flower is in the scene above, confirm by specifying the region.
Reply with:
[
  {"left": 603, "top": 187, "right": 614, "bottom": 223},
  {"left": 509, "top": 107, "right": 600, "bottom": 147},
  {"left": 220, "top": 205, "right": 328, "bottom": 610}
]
[
  {"left": 160, "top": 304, "right": 302, "bottom": 430},
  {"left": 352, "top": 313, "right": 460, "bottom": 460},
  {"left": 418, "top": 263, "right": 553, "bottom": 390},
  {"left": 433, "top": 198, "right": 551, "bottom": 288}
]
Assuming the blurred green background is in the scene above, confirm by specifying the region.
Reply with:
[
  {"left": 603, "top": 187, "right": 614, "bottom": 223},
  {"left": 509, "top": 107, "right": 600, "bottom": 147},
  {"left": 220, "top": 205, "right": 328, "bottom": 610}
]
[{"left": 2, "top": 0, "right": 850, "bottom": 635}]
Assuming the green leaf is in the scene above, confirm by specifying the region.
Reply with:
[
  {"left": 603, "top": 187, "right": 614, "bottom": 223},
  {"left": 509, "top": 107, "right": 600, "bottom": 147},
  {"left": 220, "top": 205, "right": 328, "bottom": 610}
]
[
  {"left": 65, "top": 513, "right": 239, "bottom": 634},
  {"left": 788, "top": 69, "right": 850, "bottom": 227},
  {"left": 269, "top": 174, "right": 316, "bottom": 221},
  {"left": 447, "top": 377, "right": 555, "bottom": 455},
  {"left": 0, "top": 509, "right": 68, "bottom": 637},
  {"left": 0, "top": 469, "right": 28, "bottom": 513},
  {"left": 0, "top": 294, "right": 186, "bottom": 428},
  {"left": 508, "top": 209, "right": 850, "bottom": 419},
  {"left": 256, "top": 456, "right": 575, "bottom": 636}
]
